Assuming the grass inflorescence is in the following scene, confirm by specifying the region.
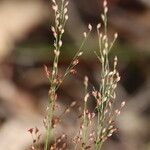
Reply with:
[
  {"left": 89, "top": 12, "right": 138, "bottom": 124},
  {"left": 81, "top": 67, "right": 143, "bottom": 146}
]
[{"left": 28, "top": 0, "right": 126, "bottom": 150}]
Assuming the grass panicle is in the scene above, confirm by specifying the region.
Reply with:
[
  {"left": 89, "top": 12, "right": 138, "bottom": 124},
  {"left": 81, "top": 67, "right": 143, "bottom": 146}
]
[
  {"left": 44, "top": 0, "right": 91, "bottom": 150},
  {"left": 28, "top": 0, "right": 126, "bottom": 150}
]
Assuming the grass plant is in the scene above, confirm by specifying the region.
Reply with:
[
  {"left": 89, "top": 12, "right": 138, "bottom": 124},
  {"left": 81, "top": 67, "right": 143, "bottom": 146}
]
[{"left": 28, "top": 0, "right": 125, "bottom": 150}]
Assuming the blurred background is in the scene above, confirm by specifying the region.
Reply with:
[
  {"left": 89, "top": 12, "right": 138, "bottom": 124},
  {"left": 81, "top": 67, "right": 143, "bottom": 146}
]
[{"left": 0, "top": 0, "right": 150, "bottom": 150}]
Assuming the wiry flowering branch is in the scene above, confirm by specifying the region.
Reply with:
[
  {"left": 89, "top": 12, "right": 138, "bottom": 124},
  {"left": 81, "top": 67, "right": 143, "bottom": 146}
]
[
  {"left": 92, "top": 1, "right": 125, "bottom": 149},
  {"left": 55, "top": 24, "right": 92, "bottom": 91},
  {"left": 73, "top": 77, "right": 95, "bottom": 150},
  {"left": 44, "top": 1, "right": 71, "bottom": 150},
  {"left": 44, "top": 0, "right": 91, "bottom": 150}
]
